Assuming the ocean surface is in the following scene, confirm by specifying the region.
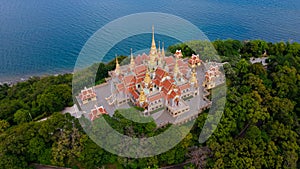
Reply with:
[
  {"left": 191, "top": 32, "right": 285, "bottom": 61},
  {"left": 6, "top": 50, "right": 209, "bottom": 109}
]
[{"left": 1, "top": 0, "right": 300, "bottom": 82}]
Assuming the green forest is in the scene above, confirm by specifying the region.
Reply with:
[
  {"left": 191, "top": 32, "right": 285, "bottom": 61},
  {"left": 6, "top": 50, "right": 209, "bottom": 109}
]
[{"left": 0, "top": 39, "right": 299, "bottom": 168}]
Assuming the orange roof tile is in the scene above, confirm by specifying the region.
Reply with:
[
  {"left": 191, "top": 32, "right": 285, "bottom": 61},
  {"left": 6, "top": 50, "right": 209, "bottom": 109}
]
[
  {"left": 116, "top": 83, "right": 125, "bottom": 92},
  {"left": 134, "top": 65, "right": 147, "bottom": 75},
  {"left": 168, "top": 90, "right": 177, "bottom": 99},
  {"left": 129, "top": 88, "right": 139, "bottom": 99},
  {"left": 123, "top": 75, "right": 136, "bottom": 85},
  {"left": 148, "top": 93, "right": 162, "bottom": 102},
  {"left": 152, "top": 78, "right": 160, "bottom": 86},
  {"left": 164, "top": 56, "right": 175, "bottom": 65},
  {"left": 161, "top": 79, "right": 173, "bottom": 94},
  {"left": 188, "top": 54, "right": 202, "bottom": 65},
  {"left": 155, "top": 67, "right": 166, "bottom": 80},
  {"left": 79, "top": 87, "right": 96, "bottom": 101},
  {"left": 89, "top": 105, "right": 107, "bottom": 121},
  {"left": 179, "top": 83, "right": 191, "bottom": 90}
]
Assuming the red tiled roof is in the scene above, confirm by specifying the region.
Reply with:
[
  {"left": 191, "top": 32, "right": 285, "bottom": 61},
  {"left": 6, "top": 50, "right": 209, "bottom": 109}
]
[
  {"left": 134, "top": 55, "right": 142, "bottom": 65},
  {"left": 164, "top": 56, "right": 175, "bottom": 65},
  {"left": 79, "top": 87, "right": 96, "bottom": 101},
  {"left": 123, "top": 75, "right": 136, "bottom": 86},
  {"left": 148, "top": 93, "right": 162, "bottom": 102},
  {"left": 129, "top": 88, "right": 139, "bottom": 99},
  {"left": 135, "top": 54, "right": 149, "bottom": 65},
  {"left": 155, "top": 67, "right": 166, "bottom": 80},
  {"left": 136, "top": 77, "right": 144, "bottom": 83},
  {"left": 116, "top": 83, "right": 125, "bottom": 92},
  {"left": 89, "top": 105, "right": 107, "bottom": 121},
  {"left": 152, "top": 78, "right": 160, "bottom": 86},
  {"left": 188, "top": 54, "right": 202, "bottom": 65},
  {"left": 167, "top": 90, "right": 177, "bottom": 99},
  {"left": 97, "top": 106, "right": 106, "bottom": 114},
  {"left": 142, "top": 53, "right": 148, "bottom": 59},
  {"left": 179, "top": 83, "right": 191, "bottom": 91},
  {"left": 134, "top": 65, "right": 147, "bottom": 75},
  {"left": 161, "top": 79, "right": 173, "bottom": 94},
  {"left": 177, "top": 60, "right": 183, "bottom": 66}
]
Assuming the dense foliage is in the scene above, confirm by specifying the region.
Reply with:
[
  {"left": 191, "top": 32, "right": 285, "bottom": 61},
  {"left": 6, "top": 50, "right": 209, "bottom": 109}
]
[{"left": 0, "top": 40, "right": 299, "bottom": 168}]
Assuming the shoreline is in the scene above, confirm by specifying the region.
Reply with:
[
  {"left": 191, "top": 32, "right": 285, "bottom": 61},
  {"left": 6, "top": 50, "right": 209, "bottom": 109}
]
[{"left": 0, "top": 71, "right": 74, "bottom": 86}]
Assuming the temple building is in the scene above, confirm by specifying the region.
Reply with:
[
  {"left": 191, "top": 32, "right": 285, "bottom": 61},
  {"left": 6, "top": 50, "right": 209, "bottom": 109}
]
[
  {"left": 202, "top": 65, "right": 221, "bottom": 89},
  {"left": 79, "top": 87, "right": 97, "bottom": 104},
  {"left": 89, "top": 105, "right": 108, "bottom": 121},
  {"left": 75, "top": 26, "right": 224, "bottom": 126},
  {"left": 188, "top": 54, "right": 202, "bottom": 68},
  {"left": 105, "top": 26, "right": 201, "bottom": 117}
]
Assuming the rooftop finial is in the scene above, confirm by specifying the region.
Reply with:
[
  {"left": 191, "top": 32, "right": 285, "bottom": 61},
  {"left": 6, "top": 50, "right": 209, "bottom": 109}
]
[
  {"left": 115, "top": 54, "right": 119, "bottom": 65},
  {"left": 130, "top": 48, "right": 135, "bottom": 70},
  {"left": 150, "top": 25, "right": 157, "bottom": 56},
  {"left": 162, "top": 42, "right": 165, "bottom": 57},
  {"left": 174, "top": 56, "right": 179, "bottom": 76},
  {"left": 115, "top": 54, "right": 120, "bottom": 75},
  {"left": 158, "top": 41, "right": 161, "bottom": 54}
]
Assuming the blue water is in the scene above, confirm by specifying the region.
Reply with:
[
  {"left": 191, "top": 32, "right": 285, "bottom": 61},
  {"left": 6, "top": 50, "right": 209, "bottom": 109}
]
[{"left": 0, "top": 0, "right": 299, "bottom": 82}]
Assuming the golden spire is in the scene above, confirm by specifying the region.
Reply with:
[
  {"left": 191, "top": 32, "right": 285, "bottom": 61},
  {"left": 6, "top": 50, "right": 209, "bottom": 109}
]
[
  {"left": 130, "top": 48, "right": 135, "bottom": 69},
  {"left": 190, "top": 69, "right": 197, "bottom": 84},
  {"left": 162, "top": 42, "right": 165, "bottom": 57},
  {"left": 144, "top": 69, "right": 151, "bottom": 85},
  {"left": 116, "top": 55, "right": 119, "bottom": 65},
  {"left": 158, "top": 41, "right": 161, "bottom": 54},
  {"left": 158, "top": 41, "right": 162, "bottom": 65},
  {"left": 139, "top": 86, "right": 146, "bottom": 103},
  {"left": 149, "top": 25, "right": 157, "bottom": 57},
  {"left": 174, "top": 57, "right": 179, "bottom": 76},
  {"left": 115, "top": 54, "right": 120, "bottom": 75}
]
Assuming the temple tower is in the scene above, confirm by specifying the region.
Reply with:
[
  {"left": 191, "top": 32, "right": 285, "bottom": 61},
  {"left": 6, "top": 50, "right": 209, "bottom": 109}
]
[
  {"left": 130, "top": 48, "right": 135, "bottom": 71},
  {"left": 190, "top": 69, "right": 197, "bottom": 85},
  {"left": 115, "top": 55, "right": 121, "bottom": 76},
  {"left": 138, "top": 86, "right": 147, "bottom": 107},
  {"left": 143, "top": 70, "right": 151, "bottom": 88},
  {"left": 158, "top": 41, "right": 162, "bottom": 65},
  {"left": 173, "top": 57, "right": 180, "bottom": 78},
  {"left": 149, "top": 25, "right": 158, "bottom": 71}
]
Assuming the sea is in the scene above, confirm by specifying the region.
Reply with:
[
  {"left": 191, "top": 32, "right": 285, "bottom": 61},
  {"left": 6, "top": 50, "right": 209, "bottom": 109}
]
[{"left": 0, "top": 0, "right": 300, "bottom": 83}]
